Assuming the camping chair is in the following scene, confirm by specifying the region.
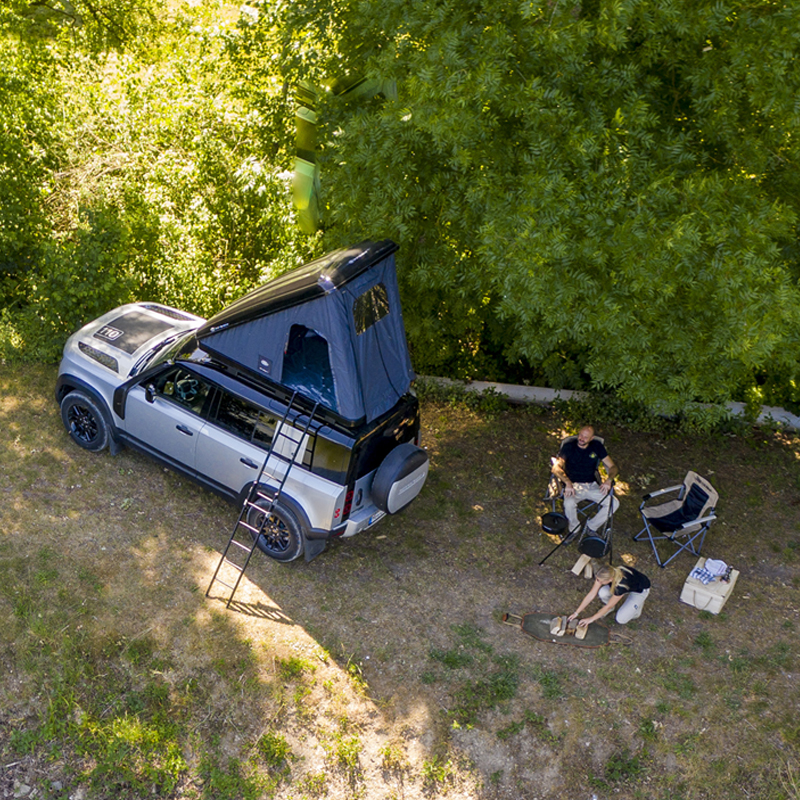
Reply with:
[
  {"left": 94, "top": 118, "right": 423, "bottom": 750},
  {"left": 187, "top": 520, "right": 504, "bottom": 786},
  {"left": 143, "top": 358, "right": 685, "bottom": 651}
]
[
  {"left": 540, "top": 436, "right": 615, "bottom": 566},
  {"left": 544, "top": 435, "right": 613, "bottom": 524},
  {"left": 633, "top": 471, "right": 718, "bottom": 567}
]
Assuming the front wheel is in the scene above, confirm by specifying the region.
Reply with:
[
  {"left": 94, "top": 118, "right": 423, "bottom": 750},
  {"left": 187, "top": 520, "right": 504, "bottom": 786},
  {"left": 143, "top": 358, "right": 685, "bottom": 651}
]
[
  {"left": 246, "top": 499, "right": 304, "bottom": 562},
  {"left": 60, "top": 391, "right": 110, "bottom": 452}
]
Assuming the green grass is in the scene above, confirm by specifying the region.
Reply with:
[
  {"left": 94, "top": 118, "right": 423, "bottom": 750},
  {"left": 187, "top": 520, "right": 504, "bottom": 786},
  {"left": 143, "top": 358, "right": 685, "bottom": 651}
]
[
  {"left": 497, "top": 710, "right": 559, "bottom": 743},
  {"left": 421, "top": 755, "right": 455, "bottom": 788},
  {"left": 429, "top": 647, "right": 473, "bottom": 669},
  {"left": 2, "top": 365, "right": 800, "bottom": 800}
]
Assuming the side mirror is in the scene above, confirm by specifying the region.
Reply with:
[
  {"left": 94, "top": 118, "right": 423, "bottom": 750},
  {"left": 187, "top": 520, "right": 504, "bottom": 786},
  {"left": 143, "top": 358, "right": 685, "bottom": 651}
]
[{"left": 145, "top": 383, "right": 156, "bottom": 403}]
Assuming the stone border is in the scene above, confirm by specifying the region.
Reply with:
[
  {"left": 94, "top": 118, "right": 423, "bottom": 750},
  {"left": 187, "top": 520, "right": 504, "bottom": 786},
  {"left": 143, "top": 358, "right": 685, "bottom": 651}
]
[{"left": 421, "top": 377, "right": 800, "bottom": 432}]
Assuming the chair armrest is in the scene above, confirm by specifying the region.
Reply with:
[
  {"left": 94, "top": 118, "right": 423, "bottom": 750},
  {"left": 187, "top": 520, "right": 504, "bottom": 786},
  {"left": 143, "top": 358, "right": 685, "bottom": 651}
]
[
  {"left": 545, "top": 473, "right": 564, "bottom": 501},
  {"left": 641, "top": 484, "right": 683, "bottom": 502},
  {"left": 674, "top": 512, "right": 717, "bottom": 532}
]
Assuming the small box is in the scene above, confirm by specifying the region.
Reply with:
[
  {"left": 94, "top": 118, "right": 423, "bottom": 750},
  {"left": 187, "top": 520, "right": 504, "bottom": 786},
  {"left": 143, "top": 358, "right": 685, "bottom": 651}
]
[{"left": 679, "top": 557, "right": 739, "bottom": 614}]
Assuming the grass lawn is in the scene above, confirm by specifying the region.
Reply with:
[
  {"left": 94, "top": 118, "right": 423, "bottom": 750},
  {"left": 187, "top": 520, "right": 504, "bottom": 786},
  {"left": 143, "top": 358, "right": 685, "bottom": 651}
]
[{"left": 1, "top": 363, "right": 798, "bottom": 800}]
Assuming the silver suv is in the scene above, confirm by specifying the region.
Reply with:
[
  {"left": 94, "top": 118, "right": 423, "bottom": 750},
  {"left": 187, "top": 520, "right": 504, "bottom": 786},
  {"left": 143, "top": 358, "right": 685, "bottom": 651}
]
[{"left": 55, "top": 241, "right": 429, "bottom": 562}]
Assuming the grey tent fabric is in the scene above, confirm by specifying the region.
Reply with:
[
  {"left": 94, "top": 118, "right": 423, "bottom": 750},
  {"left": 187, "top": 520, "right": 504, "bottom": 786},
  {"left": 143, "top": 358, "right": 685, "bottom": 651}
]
[{"left": 196, "top": 242, "right": 414, "bottom": 424}]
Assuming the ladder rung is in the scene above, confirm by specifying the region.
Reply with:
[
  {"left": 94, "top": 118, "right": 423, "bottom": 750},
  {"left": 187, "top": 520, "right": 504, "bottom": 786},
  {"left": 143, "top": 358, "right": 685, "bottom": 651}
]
[
  {"left": 207, "top": 396, "right": 320, "bottom": 606},
  {"left": 237, "top": 520, "right": 260, "bottom": 534},
  {"left": 253, "top": 491, "right": 277, "bottom": 503},
  {"left": 245, "top": 497, "right": 272, "bottom": 510}
]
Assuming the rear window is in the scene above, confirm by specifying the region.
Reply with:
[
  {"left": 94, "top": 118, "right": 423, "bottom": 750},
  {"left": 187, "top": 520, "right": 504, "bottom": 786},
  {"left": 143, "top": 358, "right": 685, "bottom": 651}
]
[
  {"left": 310, "top": 436, "right": 351, "bottom": 484},
  {"left": 348, "top": 399, "right": 419, "bottom": 482}
]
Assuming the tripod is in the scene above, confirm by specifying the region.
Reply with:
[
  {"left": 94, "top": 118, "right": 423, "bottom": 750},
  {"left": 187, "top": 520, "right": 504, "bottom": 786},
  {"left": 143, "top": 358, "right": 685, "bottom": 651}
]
[{"left": 539, "top": 486, "right": 615, "bottom": 566}]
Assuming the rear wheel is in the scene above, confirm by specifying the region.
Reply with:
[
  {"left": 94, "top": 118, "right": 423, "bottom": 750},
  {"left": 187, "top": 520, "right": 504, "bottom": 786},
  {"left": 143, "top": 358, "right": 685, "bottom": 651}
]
[
  {"left": 60, "top": 391, "right": 109, "bottom": 452},
  {"left": 246, "top": 499, "right": 304, "bottom": 562}
]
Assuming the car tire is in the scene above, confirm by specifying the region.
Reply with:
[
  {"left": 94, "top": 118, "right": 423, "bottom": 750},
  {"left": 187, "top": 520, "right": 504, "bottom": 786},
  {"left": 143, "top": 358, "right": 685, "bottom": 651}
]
[
  {"left": 372, "top": 443, "right": 429, "bottom": 515},
  {"left": 60, "top": 391, "right": 110, "bottom": 452},
  {"left": 246, "top": 498, "right": 304, "bottom": 562}
]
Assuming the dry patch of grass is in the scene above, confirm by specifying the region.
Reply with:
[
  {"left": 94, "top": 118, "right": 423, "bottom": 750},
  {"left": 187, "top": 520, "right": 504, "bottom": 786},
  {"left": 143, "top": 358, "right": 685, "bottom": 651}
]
[{"left": 1, "top": 364, "right": 799, "bottom": 800}]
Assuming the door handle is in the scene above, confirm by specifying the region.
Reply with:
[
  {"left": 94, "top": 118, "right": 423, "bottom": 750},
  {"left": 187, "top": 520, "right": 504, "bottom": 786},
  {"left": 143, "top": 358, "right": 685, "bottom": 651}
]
[
  {"left": 240, "top": 457, "right": 258, "bottom": 469},
  {"left": 176, "top": 425, "right": 194, "bottom": 436}
]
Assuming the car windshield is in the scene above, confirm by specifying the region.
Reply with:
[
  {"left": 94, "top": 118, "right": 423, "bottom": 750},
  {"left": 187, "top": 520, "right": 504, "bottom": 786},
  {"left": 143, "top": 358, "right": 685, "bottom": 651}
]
[{"left": 131, "top": 331, "right": 197, "bottom": 375}]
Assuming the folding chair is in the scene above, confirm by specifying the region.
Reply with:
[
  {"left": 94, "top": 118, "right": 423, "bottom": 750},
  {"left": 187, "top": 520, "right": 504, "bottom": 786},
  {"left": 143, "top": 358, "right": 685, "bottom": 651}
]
[
  {"left": 544, "top": 435, "right": 607, "bottom": 515},
  {"left": 540, "top": 436, "right": 615, "bottom": 566},
  {"left": 633, "top": 471, "right": 718, "bottom": 567}
]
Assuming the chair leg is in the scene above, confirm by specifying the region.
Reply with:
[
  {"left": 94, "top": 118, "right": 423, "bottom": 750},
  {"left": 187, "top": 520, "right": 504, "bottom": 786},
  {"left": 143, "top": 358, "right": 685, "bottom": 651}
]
[
  {"left": 633, "top": 518, "right": 667, "bottom": 567},
  {"left": 636, "top": 522, "right": 712, "bottom": 568}
]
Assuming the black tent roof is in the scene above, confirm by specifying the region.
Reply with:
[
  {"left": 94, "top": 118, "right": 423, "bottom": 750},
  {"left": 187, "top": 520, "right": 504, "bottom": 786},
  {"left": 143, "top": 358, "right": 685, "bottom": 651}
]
[{"left": 198, "top": 240, "right": 399, "bottom": 337}]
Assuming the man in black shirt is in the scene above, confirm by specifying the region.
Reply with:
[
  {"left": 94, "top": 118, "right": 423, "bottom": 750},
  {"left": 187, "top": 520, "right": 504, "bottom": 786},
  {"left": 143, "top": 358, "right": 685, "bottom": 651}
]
[{"left": 552, "top": 426, "right": 619, "bottom": 534}]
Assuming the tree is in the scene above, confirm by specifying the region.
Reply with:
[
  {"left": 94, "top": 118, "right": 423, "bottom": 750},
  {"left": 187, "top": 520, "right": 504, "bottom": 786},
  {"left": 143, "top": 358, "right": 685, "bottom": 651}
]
[
  {"left": 4, "top": 0, "right": 163, "bottom": 52},
  {"left": 232, "top": 0, "right": 800, "bottom": 417},
  {"left": 0, "top": 10, "right": 58, "bottom": 302},
  {"left": 0, "top": 1, "right": 316, "bottom": 362}
]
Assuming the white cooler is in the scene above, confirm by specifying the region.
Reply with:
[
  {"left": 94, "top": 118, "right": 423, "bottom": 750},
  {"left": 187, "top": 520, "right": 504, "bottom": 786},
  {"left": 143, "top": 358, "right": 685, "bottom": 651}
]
[{"left": 679, "top": 557, "right": 739, "bottom": 615}]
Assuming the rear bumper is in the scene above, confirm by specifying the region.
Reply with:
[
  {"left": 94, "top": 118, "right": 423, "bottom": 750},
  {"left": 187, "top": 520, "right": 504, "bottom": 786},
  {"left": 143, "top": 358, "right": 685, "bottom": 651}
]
[{"left": 341, "top": 506, "right": 387, "bottom": 538}]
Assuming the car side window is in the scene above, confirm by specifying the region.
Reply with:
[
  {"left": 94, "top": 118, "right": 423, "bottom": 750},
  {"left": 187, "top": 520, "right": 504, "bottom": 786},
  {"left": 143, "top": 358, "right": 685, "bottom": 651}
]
[
  {"left": 155, "top": 367, "right": 211, "bottom": 416},
  {"left": 213, "top": 390, "right": 313, "bottom": 467},
  {"left": 214, "top": 392, "right": 281, "bottom": 448},
  {"left": 216, "top": 392, "right": 262, "bottom": 440}
]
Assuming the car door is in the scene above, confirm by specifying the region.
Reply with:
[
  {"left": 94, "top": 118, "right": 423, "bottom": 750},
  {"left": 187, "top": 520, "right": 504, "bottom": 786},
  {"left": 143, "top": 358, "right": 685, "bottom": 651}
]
[
  {"left": 123, "top": 365, "right": 213, "bottom": 473},
  {"left": 194, "top": 390, "right": 279, "bottom": 495}
]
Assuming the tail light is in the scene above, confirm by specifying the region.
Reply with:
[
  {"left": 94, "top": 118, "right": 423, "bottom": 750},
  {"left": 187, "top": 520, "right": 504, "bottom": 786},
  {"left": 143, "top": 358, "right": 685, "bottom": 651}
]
[{"left": 342, "top": 487, "right": 354, "bottom": 519}]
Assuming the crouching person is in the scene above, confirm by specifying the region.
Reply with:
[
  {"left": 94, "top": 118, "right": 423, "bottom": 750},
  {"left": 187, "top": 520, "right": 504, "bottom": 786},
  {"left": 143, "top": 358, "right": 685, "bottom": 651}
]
[{"left": 568, "top": 563, "right": 650, "bottom": 626}]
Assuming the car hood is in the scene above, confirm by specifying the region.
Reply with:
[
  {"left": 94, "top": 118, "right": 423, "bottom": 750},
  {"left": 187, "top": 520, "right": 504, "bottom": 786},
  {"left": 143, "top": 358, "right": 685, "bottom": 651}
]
[{"left": 64, "top": 303, "right": 206, "bottom": 378}]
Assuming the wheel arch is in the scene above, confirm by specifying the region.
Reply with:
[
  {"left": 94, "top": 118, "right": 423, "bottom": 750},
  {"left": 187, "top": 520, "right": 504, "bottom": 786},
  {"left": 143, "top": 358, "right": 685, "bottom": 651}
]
[
  {"left": 56, "top": 376, "right": 122, "bottom": 454},
  {"left": 237, "top": 482, "right": 314, "bottom": 539}
]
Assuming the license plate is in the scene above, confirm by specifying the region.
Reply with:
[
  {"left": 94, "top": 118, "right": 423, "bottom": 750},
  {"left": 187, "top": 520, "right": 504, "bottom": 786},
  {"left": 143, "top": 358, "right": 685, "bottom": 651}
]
[{"left": 367, "top": 511, "right": 386, "bottom": 528}]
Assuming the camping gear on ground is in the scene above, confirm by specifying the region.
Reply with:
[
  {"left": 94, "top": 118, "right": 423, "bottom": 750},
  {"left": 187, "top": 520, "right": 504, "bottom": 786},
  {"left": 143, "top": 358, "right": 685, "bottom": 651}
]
[
  {"left": 679, "top": 557, "right": 739, "bottom": 614},
  {"left": 634, "top": 471, "right": 718, "bottom": 567},
  {"left": 571, "top": 553, "right": 594, "bottom": 579},
  {"left": 548, "top": 615, "right": 588, "bottom": 640},
  {"left": 539, "top": 490, "right": 615, "bottom": 566},
  {"left": 541, "top": 511, "right": 569, "bottom": 538},
  {"left": 578, "top": 529, "right": 611, "bottom": 558},
  {"left": 502, "top": 612, "right": 610, "bottom": 648}
]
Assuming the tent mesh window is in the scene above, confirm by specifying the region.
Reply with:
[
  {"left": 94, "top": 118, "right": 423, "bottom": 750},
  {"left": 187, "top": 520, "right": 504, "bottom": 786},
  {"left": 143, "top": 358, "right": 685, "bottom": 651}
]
[
  {"left": 353, "top": 282, "right": 390, "bottom": 335},
  {"left": 282, "top": 324, "right": 337, "bottom": 411}
]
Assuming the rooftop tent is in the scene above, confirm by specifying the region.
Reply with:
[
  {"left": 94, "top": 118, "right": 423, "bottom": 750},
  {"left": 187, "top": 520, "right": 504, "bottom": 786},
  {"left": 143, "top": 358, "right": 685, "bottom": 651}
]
[{"left": 195, "top": 241, "right": 414, "bottom": 425}]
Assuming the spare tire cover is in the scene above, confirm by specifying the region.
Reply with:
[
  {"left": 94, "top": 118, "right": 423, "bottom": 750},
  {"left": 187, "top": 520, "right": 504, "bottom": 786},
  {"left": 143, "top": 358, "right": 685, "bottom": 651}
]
[{"left": 372, "top": 443, "right": 429, "bottom": 514}]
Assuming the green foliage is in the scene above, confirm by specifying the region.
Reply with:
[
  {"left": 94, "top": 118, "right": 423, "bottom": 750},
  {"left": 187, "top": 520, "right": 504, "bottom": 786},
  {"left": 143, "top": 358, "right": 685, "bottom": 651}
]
[
  {"left": 4, "top": 0, "right": 800, "bottom": 418},
  {"left": 236, "top": 0, "right": 800, "bottom": 413},
  {"left": 0, "top": 34, "right": 57, "bottom": 292},
  {"left": 413, "top": 377, "right": 513, "bottom": 418},
  {"left": 452, "top": 667, "right": 520, "bottom": 725},
  {"left": 496, "top": 709, "right": 558, "bottom": 743},
  {"left": 420, "top": 755, "right": 454, "bottom": 788},
  {"left": 276, "top": 655, "right": 316, "bottom": 681},
  {"left": 0, "top": 3, "right": 317, "bottom": 364},
  {"left": 530, "top": 664, "right": 568, "bottom": 701},
  {"left": 3, "top": 0, "right": 163, "bottom": 53},
  {"left": 199, "top": 754, "right": 262, "bottom": 800}
]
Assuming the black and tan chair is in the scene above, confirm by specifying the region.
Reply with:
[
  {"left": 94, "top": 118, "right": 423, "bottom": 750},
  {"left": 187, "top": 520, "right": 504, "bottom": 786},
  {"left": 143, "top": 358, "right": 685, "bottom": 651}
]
[
  {"left": 544, "top": 435, "right": 610, "bottom": 521},
  {"left": 634, "top": 471, "right": 718, "bottom": 567}
]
